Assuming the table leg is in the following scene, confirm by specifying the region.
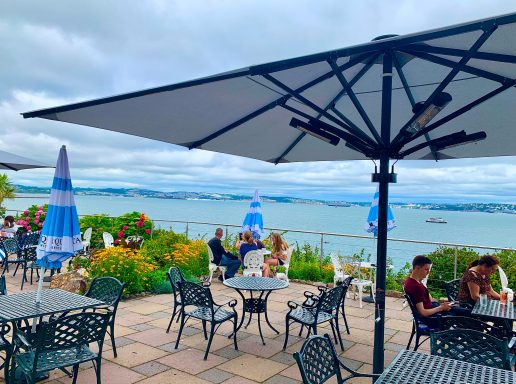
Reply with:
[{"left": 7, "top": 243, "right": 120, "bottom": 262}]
[
  {"left": 264, "top": 291, "right": 280, "bottom": 334},
  {"left": 227, "top": 289, "right": 247, "bottom": 338}
]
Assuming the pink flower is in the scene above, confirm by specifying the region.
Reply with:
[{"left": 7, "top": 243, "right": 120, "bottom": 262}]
[
  {"left": 35, "top": 213, "right": 40, "bottom": 218},
  {"left": 25, "top": 216, "right": 30, "bottom": 221},
  {"left": 122, "top": 225, "right": 128, "bottom": 230},
  {"left": 25, "top": 225, "right": 31, "bottom": 231},
  {"left": 136, "top": 221, "right": 144, "bottom": 227},
  {"left": 145, "top": 229, "right": 151, "bottom": 235},
  {"left": 38, "top": 223, "right": 43, "bottom": 227},
  {"left": 33, "top": 219, "right": 39, "bottom": 225},
  {"left": 23, "top": 210, "right": 29, "bottom": 215},
  {"left": 117, "top": 230, "right": 124, "bottom": 238},
  {"left": 114, "top": 239, "right": 120, "bottom": 245},
  {"left": 37, "top": 206, "right": 43, "bottom": 210}
]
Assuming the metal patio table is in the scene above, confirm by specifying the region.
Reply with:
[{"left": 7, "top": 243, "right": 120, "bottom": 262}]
[
  {"left": 375, "top": 349, "right": 516, "bottom": 384},
  {"left": 0, "top": 289, "right": 105, "bottom": 322},
  {"left": 223, "top": 276, "right": 288, "bottom": 345},
  {"left": 472, "top": 298, "right": 515, "bottom": 322}
]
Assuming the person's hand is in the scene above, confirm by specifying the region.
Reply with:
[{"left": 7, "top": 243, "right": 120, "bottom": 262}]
[{"left": 439, "top": 302, "right": 452, "bottom": 312}]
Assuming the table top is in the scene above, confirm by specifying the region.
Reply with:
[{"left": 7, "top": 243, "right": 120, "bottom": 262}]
[
  {"left": 223, "top": 277, "right": 288, "bottom": 291},
  {"left": 375, "top": 349, "right": 516, "bottom": 384},
  {"left": 0, "top": 289, "right": 105, "bottom": 322},
  {"left": 472, "top": 298, "right": 515, "bottom": 321}
]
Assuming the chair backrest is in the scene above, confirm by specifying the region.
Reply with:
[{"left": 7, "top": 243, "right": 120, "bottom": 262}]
[
  {"left": 31, "top": 312, "right": 110, "bottom": 359},
  {"left": 19, "top": 232, "right": 40, "bottom": 249},
  {"left": 403, "top": 293, "right": 428, "bottom": 328},
  {"left": 318, "top": 284, "right": 345, "bottom": 313},
  {"left": 207, "top": 244, "right": 215, "bottom": 263},
  {"left": 330, "top": 253, "right": 343, "bottom": 275},
  {"left": 440, "top": 315, "right": 505, "bottom": 339},
  {"left": 167, "top": 266, "right": 185, "bottom": 296},
  {"left": 83, "top": 227, "right": 93, "bottom": 242},
  {"left": 283, "top": 248, "right": 293, "bottom": 265},
  {"left": 178, "top": 281, "right": 213, "bottom": 309},
  {"left": 340, "top": 256, "right": 364, "bottom": 280},
  {"left": 85, "top": 276, "right": 125, "bottom": 308},
  {"left": 430, "top": 329, "right": 510, "bottom": 370},
  {"left": 1, "top": 238, "right": 19, "bottom": 254},
  {"left": 294, "top": 334, "right": 343, "bottom": 384},
  {"left": 498, "top": 266, "right": 508, "bottom": 290},
  {"left": 103, "top": 232, "right": 114, "bottom": 248},
  {"left": 0, "top": 275, "right": 6, "bottom": 295},
  {"left": 244, "top": 250, "right": 262, "bottom": 270},
  {"left": 444, "top": 279, "right": 461, "bottom": 302}
]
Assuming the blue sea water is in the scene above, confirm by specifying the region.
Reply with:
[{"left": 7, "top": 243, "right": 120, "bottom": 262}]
[{"left": 6, "top": 195, "right": 516, "bottom": 270}]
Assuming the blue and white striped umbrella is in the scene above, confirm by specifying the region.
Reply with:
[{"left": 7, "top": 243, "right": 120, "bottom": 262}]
[
  {"left": 364, "top": 186, "right": 396, "bottom": 237},
  {"left": 36, "top": 146, "right": 82, "bottom": 302},
  {"left": 241, "top": 190, "right": 264, "bottom": 238}
]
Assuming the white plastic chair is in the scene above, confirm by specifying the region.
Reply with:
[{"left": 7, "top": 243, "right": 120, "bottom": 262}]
[
  {"left": 499, "top": 265, "right": 508, "bottom": 289},
  {"left": 341, "top": 256, "right": 373, "bottom": 308},
  {"left": 102, "top": 232, "right": 114, "bottom": 248},
  {"left": 207, "top": 244, "right": 227, "bottom": 283},
  {"left": 243, "top": 250, "right": 263, "bottom": 277},
  {"left": 330, "top": 253, "right": 349, "bottom": 286},
  {"left": 276, "top": 248, "right": 293, "bottom": 282},
  {"left": 82, "top": 227, "right": 92, "bottom": 252}
]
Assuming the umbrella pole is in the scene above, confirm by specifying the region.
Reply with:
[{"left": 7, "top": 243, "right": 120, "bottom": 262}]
[
  {"left": 35, "top": 266, "right": 45, "bottom": 303},
  {"left": 372, "top": 52, "right": 393, "bottom": 378}
]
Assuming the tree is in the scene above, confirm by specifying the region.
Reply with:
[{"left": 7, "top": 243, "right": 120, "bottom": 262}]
[{"left": 0, "top": 173, "right": 16, "bottom": 216}]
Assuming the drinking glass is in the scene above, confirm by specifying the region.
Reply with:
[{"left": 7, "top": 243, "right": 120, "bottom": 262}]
[
  {"left": 479, "top": 294, "right": 487, "bottom": 306},
  {"left": 500, "top": 290, "right": 508, "bottom": 305}
]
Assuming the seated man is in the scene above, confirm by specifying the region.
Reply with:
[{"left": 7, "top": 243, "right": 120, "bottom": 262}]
[
  {"left": 404, "top": 255, "right": 451, "bottom": 328},
  {"left": 208, "top": 228, "right": 241, "bottom": 281}
]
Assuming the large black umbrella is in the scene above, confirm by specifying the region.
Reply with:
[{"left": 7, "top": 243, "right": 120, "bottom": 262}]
[
  {"left": 23, "top": 12, "right": 516, "bottom": 374},
  {"left": 0, "top": 149, "right": 51, "bottom": 171}
]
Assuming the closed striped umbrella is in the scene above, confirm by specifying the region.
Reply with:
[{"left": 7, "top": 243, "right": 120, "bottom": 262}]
[
  {"left": 241, "top": 190, "right": 264, "bottom": 238},
  {"left": 36, "top": 145, "right": 82, "bottom": 303},
  {"left": 364, "top": 186, "right": 396, "bottom": 237}
]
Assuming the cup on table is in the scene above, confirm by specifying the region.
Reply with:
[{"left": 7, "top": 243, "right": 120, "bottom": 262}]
[
  {"left": 500, "top": 290, "right": 508, "bottom": 305},
  {"left": 479, "top": 293, "right": 488, "bottom": 306}
]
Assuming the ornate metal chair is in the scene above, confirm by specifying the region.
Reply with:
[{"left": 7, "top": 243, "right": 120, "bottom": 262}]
[
  {"left": 84, "top": 277, "right": 126, "bottom": 358},
  {"left": 275, "top": 247, "right": 293, "bottom": 282},
  {"left": 444, "top": 279, "right": 461, "bottom": 302},
  {"left": 1, "top": 238, "right": 23, "bottom": 276},
  {"left": 0, "top": 275, "right": 6, "bottom": 295},
  {"left": 430, "top": 329, "right": 513, "bottom": 370},
  {"left": 341, "top": 256, "right": 373, "bottom": 309},
  {"left": 242, "top": 250, "right": 263, "bottom": 277},
  {"left": 404, "top": 293, "right": 441, "bottom": 351},
  {"left": 283, "top": 284, "right": 346, "bottom": 351},
  {"left": 166, "top": 266, "right": 185, "bottom": 333},
  {"left": 19, "top": 232, "right": 40, "bottom": 290},
  {"left": 175, "top": 281, "right": 238, "bottom": 360},
  {"left": 0, "top": 275, "right": 11, "bottom": 381},
  {"left": 294, "top": 334, "right": 379, "bottom": 384},
  {"left": 330, "top": 253, "right": 348, "bottom": 287},
  {"left": 11, "top": 311, "right": 110, "bottom": 384}
]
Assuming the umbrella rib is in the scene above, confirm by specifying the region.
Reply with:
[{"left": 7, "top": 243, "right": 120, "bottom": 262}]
[
  {"left": 402, "top": 44, "right": 516, "bottom": 64},
  {"left": 188, "top": 53, "right": 373, "bottom": 150},
  {"left": 327, "top": 58, "right": 383, "bottom": 146},
  {"left": 0, "top": 163, "right": 19, "bottom": 171},
  {"left": 272, "top": 54, "right": 381, "bottom": 164},
  {"left": 400, "top": 49, "right": 510, "bottom": 85},
  {"left": 391, "top": 77, "right": 516, "bottom": 153},
  {"left": 394, "top": 25, "right": 498, "bottom": 145}
]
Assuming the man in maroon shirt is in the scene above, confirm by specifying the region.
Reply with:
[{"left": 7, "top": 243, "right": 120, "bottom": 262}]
[{"left": 404, "top": 255, "right": 451, "bottom": 327}]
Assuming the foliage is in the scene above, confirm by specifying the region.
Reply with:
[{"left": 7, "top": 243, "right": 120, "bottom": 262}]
[
  {"left": 79, "top": 214, "right": 112, "bottom": 248},
  {"left": 112, "top": 212, "right": 152, "bottom": 245},
  {"left": 170, "top": 240, "right": 209, "bottom": 277},
  {"left": 15, "top": 204, "right": 47, "bottom": 232},
  {"left": 89, "top": 247, "right": 156, "bottom": 296},
  {"left": 492, "top": 249, "right": 516, "bottom": 293},
  {"left": 287, "top": 242, "right": 333, "bottom": 283},
  {"left": 0, "top": 174, "right": 16, "bottom": 214},
  {"left": 140, "top": 229, "right": 189, "bottom": 267}
]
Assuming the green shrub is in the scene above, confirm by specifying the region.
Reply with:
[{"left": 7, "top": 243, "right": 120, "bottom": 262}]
[
  {"left": 140, "top": 229, "right": 189, "bottom": 268},
  {"left": 79, "top": 214, "right": 112, "bottom": 248}
]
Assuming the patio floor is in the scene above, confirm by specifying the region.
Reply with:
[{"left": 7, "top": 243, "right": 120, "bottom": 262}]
[{"left": 0, "top": 271, "right": 429, "bottom": 384}]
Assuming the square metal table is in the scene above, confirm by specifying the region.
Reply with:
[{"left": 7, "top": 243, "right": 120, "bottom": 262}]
[
  {"left": 472, "top": 299, "right": 515, "bottom": 322},
  {"left": 0, "top": 289, "right": 105, "bottom": 322},
  {"left": 375, "top": 349, "right": 516, "bottom": 384}
]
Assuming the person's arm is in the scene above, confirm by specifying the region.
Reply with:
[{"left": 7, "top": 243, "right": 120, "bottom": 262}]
[
  {"left": 416, "top": 302, "right": 451, "bottom": 317},
  {"left": 488, "top": 285, "right": 500, "bottom": 299},
  {"left": 467, "top": 281, "right": 481, "bottom": 302}
]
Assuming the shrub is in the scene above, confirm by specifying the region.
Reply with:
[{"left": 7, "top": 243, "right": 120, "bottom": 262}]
[
  {"left": 171, "top": 240, "right": 208, "bottom": 277},
  {"left": 492, "top": 249, "right": 516, "bottom": 293},
  {"left": 140, "top": 229, "right": 189, "bottom": 267},
  {"left": 89, "top": 247, "right": 156, "bottom": 296},
  {"left": 15, "top": 204, "right": 48, "bottom": 232},
  {"left": 112, "top": 212, "right": 152, "bottom": 245},
  {"left": 79, "top": 214, "right": 112, "bottom": 248}
]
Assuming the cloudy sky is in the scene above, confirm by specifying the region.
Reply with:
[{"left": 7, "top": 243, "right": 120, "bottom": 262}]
[{"left": 1, "top": 0, "right": 515, "bottom": 203}]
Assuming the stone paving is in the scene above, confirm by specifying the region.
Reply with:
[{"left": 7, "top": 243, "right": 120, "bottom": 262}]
[{"left": 0, "top": 271, "right": 430, "bottom": 383}]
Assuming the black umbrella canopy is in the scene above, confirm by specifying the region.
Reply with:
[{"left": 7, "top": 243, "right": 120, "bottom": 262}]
[
  {"left": 0, "top": 149, "right": 52, "bottom": 171},
  {"left": 23, "top": 12, "right": 516, "bottom": 377}
]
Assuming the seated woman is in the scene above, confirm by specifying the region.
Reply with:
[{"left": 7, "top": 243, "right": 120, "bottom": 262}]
[
  {"left": 265, "top": 233, "right": 289, "bottom": 270},
  {"left": 457, "top": 255, "right": 500, "bottom": 306},
  {"left": 0, "top": 215, "right": 17, "bottom": 235},
  {"left": 404, "top": 255, "right": 451, "bottom": 328},
  {"left": 239, "top": 230, "right": 269, "bottom": 277}
]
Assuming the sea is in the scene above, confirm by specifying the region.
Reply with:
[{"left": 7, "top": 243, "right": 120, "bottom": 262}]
[{"left": 6, "top": 195, "right": 516, "bottom": 270}]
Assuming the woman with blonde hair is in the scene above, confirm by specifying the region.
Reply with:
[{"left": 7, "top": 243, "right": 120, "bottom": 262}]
[
  {"left": 265, "top": 233, "right": 289, "bottom": 269},
  {"left": 239, "top": 230, "right": 269, "bottom": 277}
]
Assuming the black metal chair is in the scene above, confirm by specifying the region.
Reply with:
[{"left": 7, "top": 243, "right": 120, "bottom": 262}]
[
  {"left": 294, "top": 334, "right": 379, "bottom": 384},
  {"left": 0, "top": 276, "right": 11, "bottom": 382},
  {"left": 19, "top": 232, "right": 40, "bottom": 290},
  {"left": 440, "top": 315, "right": 505, "bottom": 338},
  {"left": 166, "top": 266, "right": 185, "bottom": 333},
  {"left": 284, "top": 284, "right": 346, "bottom": 351},
  {"left": 175, "top": 281, "right": 238, "bottom": 360},
  {"left": 0, "top": 275, "right": 6, "bottom": 295},
  {"left": 404, "top": 293, "right": 441, "bottom": 351},
  {"left": 1, "top": 238, "right": 23, "bottom": 276},
  {"left": 444, "top": 278, "right": 461, "bottom": 302},
  {"left": 430, "top": 329, "right": 513, "bottom": 370},
  {"left": 11, "top": 311, "right": 110, "bottom": 384},
  {"left": 84, "top": 277, "right": 126, "bottom": 358}
]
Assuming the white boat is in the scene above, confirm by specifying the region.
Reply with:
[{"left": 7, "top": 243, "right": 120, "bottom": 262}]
[{"left": 426, "top": 217, "right": 447, "bottom": 224}]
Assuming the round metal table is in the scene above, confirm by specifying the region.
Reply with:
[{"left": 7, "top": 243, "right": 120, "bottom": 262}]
[{"left": 223, "top": 276, "right": 288, "bottom": 345}]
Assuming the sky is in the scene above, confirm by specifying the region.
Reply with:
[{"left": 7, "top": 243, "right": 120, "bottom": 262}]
[{"left": 1, "top": 0, "right": 515, "bottom": 203}]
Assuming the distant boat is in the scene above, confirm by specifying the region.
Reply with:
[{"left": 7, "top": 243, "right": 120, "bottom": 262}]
[
  {"left": 426, "top": 217, "right": 447, "bottom": 224},
  {"left": 328, "top": 202, "right": 351, "bottom": 207}
]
